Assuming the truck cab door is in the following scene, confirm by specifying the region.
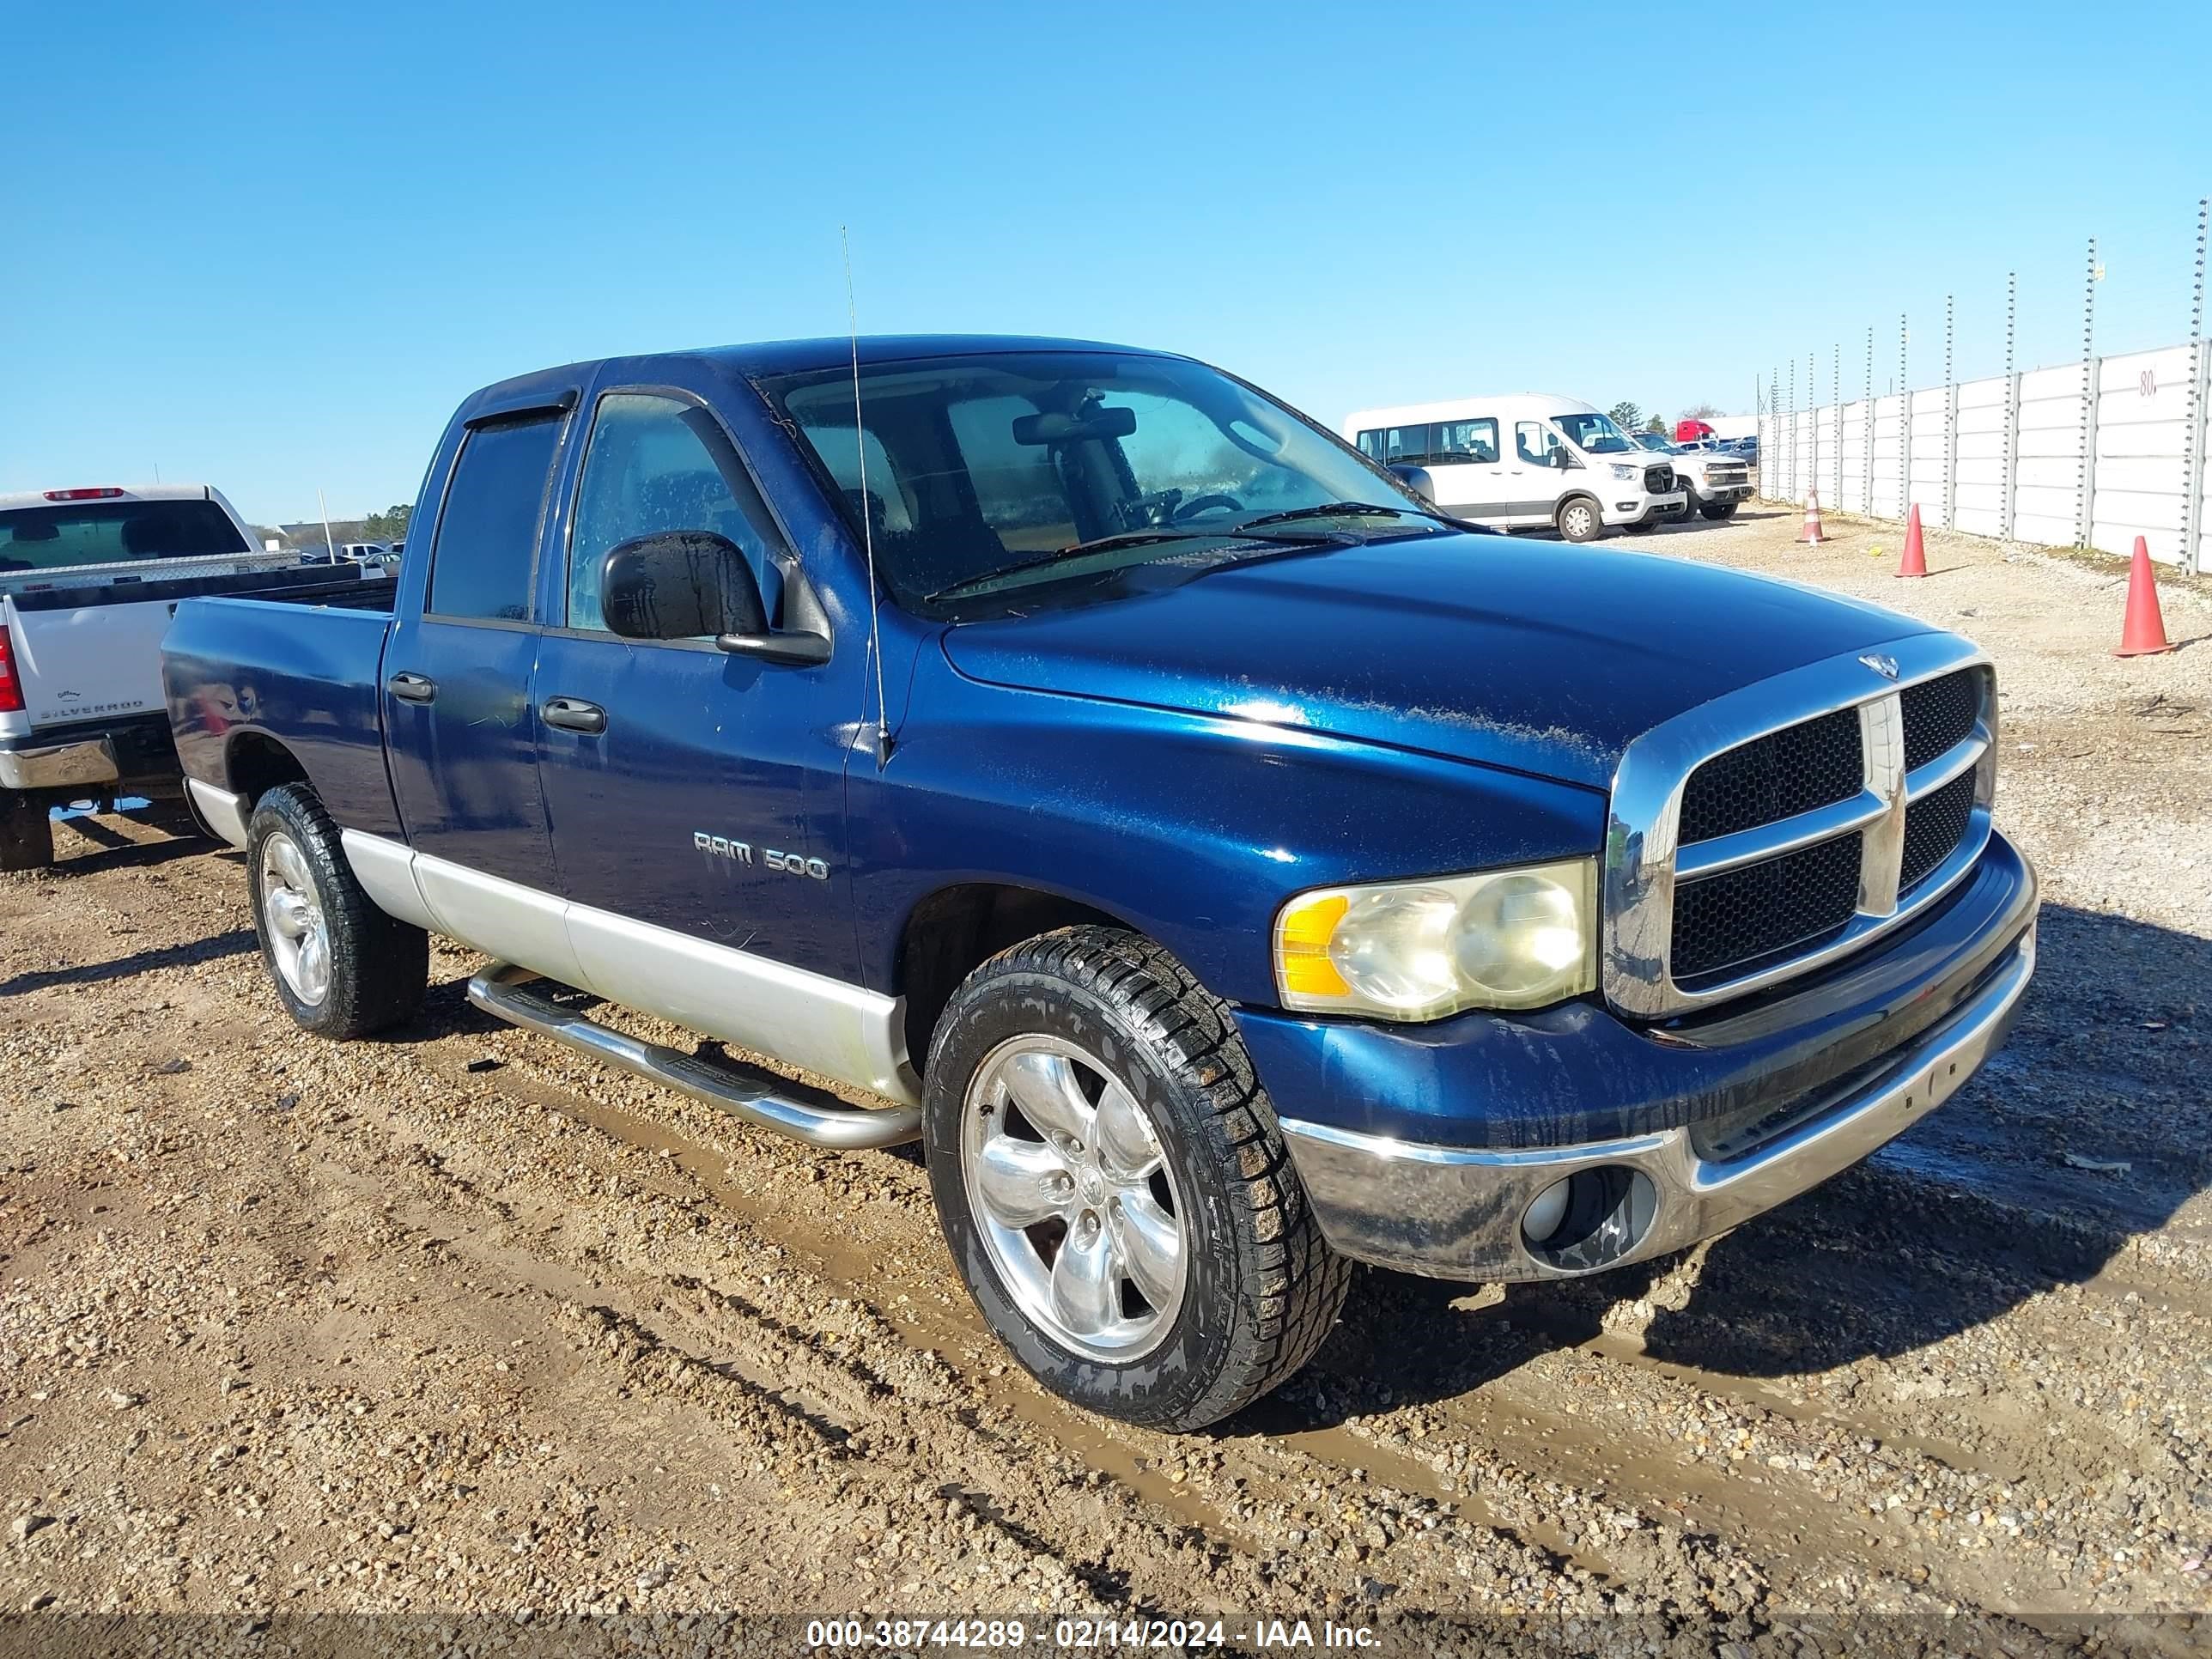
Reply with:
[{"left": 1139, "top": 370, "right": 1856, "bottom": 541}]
[
  {"left": 531, "top": 381, "right": 862, "bottom": 1038},
  {"left": 383, "top": 404, "right": 582, "bottom": 981}
]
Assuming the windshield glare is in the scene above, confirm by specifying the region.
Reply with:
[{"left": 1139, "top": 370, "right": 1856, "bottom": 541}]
[
  {"left": 762, "top": 352, "right": 1426, "bottom": 604},
  {"left": 1550, "top": 411, "right": 1637, "bottom": 455}
]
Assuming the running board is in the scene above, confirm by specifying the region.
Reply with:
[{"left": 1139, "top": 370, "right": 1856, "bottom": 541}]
[{"left": 465, "top": 963, "right": 922, "bottom": 1151}]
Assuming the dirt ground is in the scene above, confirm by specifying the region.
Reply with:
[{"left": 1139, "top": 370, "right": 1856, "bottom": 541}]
[{"left": 3, "top": 504, "right": 2209, "bottom": 1656}]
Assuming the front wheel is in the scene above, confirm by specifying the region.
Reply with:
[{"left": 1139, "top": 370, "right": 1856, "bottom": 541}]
[
  {"left": 1701, "top": 501, "right": 1740, "bottom": 521},
  {"left": 1556, "top": 496, "right": 1605, "bottom": 542},
  {"left": 923, "top": 927, "right": 1349, "bottom": 1431},
  {"left": 246, "top": 784, "right": 428, "bottom": 1038}
]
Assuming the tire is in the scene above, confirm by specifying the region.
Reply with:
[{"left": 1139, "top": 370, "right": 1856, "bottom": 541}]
[
  {"left": 922, "top": 926, "right": 1350, "bottom": 1432},
  {"left": 1555, "top": 495, "right": 1605, "bottom": 543},
  {"left": 1670, "top": 489, "right": 1699, "bottom": 524},
  {"left": 246, "top": 783, "right": 427, "bottom": 1038},
  {"left": 1, "top": 795, "right": 54, "bottom": 872},
  {"left": 1701, "top": 501, "right": 1740, "bottom": 521}
]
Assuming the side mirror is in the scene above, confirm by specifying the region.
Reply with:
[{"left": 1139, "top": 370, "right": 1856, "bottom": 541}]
[
  {"left": 599, "top": 531, "right": 832, "bottom": 666},
  {"left": 601, "top": 532, "right": 766, "bottom": 641},
  {"left": 1386, "top": 463, "right": 1436, "bottom": 503},
  {"left": 1551, "top": 448, "right": 1574, "bottom": 471}
]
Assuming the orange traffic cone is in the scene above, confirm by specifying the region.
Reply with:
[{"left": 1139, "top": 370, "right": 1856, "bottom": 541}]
[
  {"left": 2116, "top": 536, "right": 2174, "bottom": 657},
  {"left": 1797, "top": 489, "right": 1828, "bottom": 544},
  {"left": 1896, "top": 504, "right": 1928, "bottom": 578}
]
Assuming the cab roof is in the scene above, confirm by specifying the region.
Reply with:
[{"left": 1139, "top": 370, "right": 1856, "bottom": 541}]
[{"left": 457, "top": 335, "right": 1166, "bottom": 423}]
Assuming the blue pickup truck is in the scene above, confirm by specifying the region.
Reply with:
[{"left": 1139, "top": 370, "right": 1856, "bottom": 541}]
[{"left": 161, "top": 337, "right": 2038, "bottom": 1431}]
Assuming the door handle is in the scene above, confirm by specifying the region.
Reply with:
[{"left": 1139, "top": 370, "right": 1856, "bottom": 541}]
[
  {"left": 386, "top": 671, "right": 437, "bottom": 704},
  {"left": 542, "top": 696, "right": 607, "bottom": 734}
]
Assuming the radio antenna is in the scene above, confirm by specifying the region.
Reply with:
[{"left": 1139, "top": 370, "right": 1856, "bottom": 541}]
[{"left": 843, "top": 226, "right": 892, "bottom": 769}]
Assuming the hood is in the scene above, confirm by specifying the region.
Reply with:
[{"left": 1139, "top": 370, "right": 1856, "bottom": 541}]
[{"left": 939, "top": 535, "right": 1940, "bottom": 791}]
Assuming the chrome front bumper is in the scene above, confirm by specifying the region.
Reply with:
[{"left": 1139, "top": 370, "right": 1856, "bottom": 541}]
[
  {"left": 0, "top": 735, "right": 120, "bottom": 792},
  {"left": 1279, "top": 922, "right": 2035, "bottom": 1281}
]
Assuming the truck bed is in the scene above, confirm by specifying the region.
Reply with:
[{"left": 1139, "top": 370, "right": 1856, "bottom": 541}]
[{"left": 161, "top": 589, "right": 404, "bottom": 839}]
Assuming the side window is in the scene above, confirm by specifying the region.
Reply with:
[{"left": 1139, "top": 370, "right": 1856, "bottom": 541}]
[
  {"left": 1433, "top": 418, "right": 1498, "bottom": 464},
  {"left": 427, "top": 412, "right": 563, "bottom": 621},
  {"left": 1516, "top": 421, "right": 1560, "bottom": 468},
  {"left": 567, "top": 392, "right": 787, "bottom": 634}
]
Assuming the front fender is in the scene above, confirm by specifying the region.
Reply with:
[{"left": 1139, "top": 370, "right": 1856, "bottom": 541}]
[{"left": 848, "top": 665, "right": 1607, "bottom": 1007}]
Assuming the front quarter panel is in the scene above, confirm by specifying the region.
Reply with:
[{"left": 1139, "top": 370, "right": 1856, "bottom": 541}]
[{"left": 851, "top": 653, "right": 1608, "bottom": 1007}]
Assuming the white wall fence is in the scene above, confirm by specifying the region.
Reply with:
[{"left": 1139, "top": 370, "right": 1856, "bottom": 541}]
[{"left": 1752, "top": 337, "right": 2209, "bottom": 570}]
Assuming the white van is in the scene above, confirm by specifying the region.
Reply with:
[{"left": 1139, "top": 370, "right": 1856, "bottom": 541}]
[{"left": 1342, "top": 394, "right": 1685, "bottom": 542}]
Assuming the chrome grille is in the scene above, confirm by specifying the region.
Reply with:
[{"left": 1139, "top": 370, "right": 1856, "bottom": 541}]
[
  {"left": 1678, "top": 706, "right": 1862, "bottom": 843},
  {"left": 1900, "top": 668, "right": 1981, "bottom": 771},
  {"left": 1601, "top": 642, "right": 1997, "bottom": 1016},
  {"left": 1900, "top": 769, "right": 1978, "bottom": 894},
  {"left": 1673, "top": 832, "right": 1863, "bottom": 982}
]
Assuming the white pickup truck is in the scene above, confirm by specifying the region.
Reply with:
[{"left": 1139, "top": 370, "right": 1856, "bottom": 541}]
[{"left": 0, "top": 484, "right": 365, "bottom": 870}]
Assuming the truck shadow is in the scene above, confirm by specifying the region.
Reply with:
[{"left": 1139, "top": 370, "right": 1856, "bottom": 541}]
[
  {"left": 35, "top": 817, "right": 216, "bottom": 878},
  {"left": 0, "top": 928, "right": 259, "bottom": 997},
  {"left": 1240, "top": 900, "right": 2209, "bottom": 1431}
]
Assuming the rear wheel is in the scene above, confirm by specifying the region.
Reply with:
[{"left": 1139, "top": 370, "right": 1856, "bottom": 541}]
[
  {"left": 1555, "top": 495, "right": 1605, "bottom": 543},
  {"left": 246, "top": 784, "right": 427, "bottom": 1038},
  {"left": 924, "top": 927, "right": 1349, "bottom": 1431}
]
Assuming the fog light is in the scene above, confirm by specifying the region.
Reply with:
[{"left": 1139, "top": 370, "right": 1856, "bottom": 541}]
[
  {"left": 1522, "top": 1178, "right": 1571, "bottom": 1243},
  {"left": 1519, "top": 1166, "right": 1660, "bottom": 1273}
]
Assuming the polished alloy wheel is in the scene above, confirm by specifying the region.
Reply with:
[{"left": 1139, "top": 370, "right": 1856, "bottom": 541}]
[
  {"left": 259, "top": 830, "right": 331, "bottom": 1006},
  {"left": 959, "top": 1034, "right": 1187, "bottom": 1360}
]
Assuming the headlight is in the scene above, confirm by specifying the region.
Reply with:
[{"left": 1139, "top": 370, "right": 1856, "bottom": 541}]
[
  {"left": 1609, "top": 463, "right": 1638, "bottom": 481},
  {"left": 1273, "top": 859, "right": 1598, "bottom": 1019}
]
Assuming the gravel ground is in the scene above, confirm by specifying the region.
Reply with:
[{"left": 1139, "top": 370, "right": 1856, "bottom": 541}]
[{"left": 2, "top": 502, "right": 2209, "bottom": 1656}]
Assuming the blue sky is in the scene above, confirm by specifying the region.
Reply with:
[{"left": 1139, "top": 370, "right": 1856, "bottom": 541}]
[{"left": 7, "top": 1, "right": 2208, "bottom": 526}]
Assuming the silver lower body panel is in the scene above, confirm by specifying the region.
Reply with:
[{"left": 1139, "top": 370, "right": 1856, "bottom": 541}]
[
  {"left": 187, "top": 778, "right": 250, "bottom": 848},
  {"left": 334, "top": 832, "right": 920, "bottom": 1107},
  {"left": 1280, "top": 923, "right": 2036, "bottom": 1282}
]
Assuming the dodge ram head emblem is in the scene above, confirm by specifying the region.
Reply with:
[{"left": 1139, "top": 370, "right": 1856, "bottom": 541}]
[{"left": 1858, "top": 653, "right": 1900, "bottom": 679}]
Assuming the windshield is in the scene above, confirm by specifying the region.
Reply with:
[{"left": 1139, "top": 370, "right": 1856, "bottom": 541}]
[
  {"left": 1550, "top": 411, "right": 1638, "bottom": 455},
  {"left": 760, "top": 351, "right": 1430, "bottom": 605},
  {"left": 0, "top": 499, "right": 249, "bottom": 573}
]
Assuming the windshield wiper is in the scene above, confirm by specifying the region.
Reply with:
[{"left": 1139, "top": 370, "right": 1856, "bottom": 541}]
[
  {"left": 1226, "top": 501, "right": 1473, "bottom": 535},
  {"left": 925, "top": 525, "right": 1343, "bottom": 605}
]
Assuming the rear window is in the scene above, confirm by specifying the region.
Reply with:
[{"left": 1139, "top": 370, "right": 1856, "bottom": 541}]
[
  {"left": 0, "top": 500, "right": 250, "bottom": 572},
  {"left": 427, "top": 413, "right": 563, "bottom": 622}
]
